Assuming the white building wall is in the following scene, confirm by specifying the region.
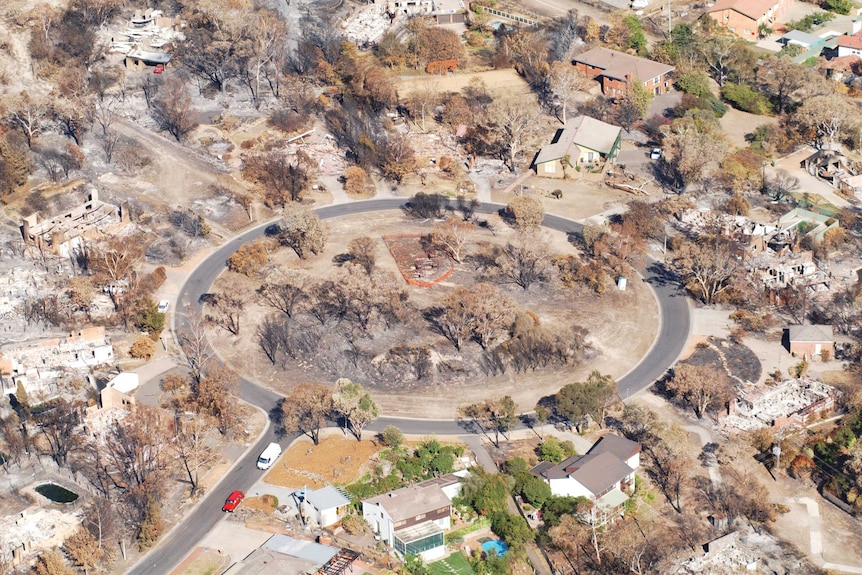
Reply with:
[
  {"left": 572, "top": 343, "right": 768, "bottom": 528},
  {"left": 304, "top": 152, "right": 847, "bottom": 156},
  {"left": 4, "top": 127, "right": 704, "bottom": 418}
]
[
  {"left": 548, "top": 477, "right": 592, "bottom": 499},
  {"left": 625, "top": 452, "right": 640, "bottom": 470},
  {"left": 362, "top": 502, "right": 394, "bottom": 545}
]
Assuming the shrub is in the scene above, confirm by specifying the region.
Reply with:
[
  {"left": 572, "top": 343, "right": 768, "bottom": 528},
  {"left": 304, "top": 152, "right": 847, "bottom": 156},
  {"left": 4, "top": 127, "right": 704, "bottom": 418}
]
[
  {"left": 344, "top": 165, "right": 369, "bottom": 196},
  {"left": 227, "top": 239, "right": 269, "bottom": 276},
  {"left": 130, "top": 336, "right": 156, "bottom": 360},
  {"left": 722, "top": 82, "right": 772, "bottom": 115},
  {"left": 821, "top": 0, "right": 851, "bottom": 14},
  {"left": 381, "top": 425, "right": 404, "bottom": 448},
  {"left": 136, "top": 298, "right": 165, "bottom": 340}
]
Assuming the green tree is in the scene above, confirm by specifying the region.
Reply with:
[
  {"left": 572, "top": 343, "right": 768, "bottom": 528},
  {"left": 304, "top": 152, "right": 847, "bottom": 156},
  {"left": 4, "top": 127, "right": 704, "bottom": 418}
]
[
  {"left": 614, "top": 83, "right": 652, "bottom": 132},
  {"left": 136, "top": 297, "right": 165, "bottom": 340},
  {"left": 676, "top": 71, "right": 711, "bottom": 98},
  {"left": 490, "top": 512, "right": 534, "bottom": 548},
  {"left": 458, "top": 468, "right": 512, "bottom": 516},
  {"left": 623, "top": 14, "right": 647, "bottom": 53},
  {"left": 403, "top": 554, "right": 430, "bottom": 575},
  {"left": 554, "top": 371, "right": 617, "bottom": 432},
  {"left": 538, "top": 436, "right": 576, "bottom": 463},
  {"left": 519, "top": 475, "right": 551, "bottom": 508},
  {"left": 332, "top": 378, "right": 379, "bottom": 441},
  {"left": 540, "top": 495, "right": 588, "bottom": 528}
]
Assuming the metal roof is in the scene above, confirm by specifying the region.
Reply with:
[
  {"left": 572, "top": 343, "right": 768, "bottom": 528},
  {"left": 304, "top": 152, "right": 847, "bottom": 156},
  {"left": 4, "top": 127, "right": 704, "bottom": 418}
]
[
  {"left": 306, "top": 486, "right": 351, "bottom": 511},
  {"left": 535, "top": 116, "right": 621, "bottom": 165},
  {"left": 262, "top": 534, "right": 339, "bottom": 566}
]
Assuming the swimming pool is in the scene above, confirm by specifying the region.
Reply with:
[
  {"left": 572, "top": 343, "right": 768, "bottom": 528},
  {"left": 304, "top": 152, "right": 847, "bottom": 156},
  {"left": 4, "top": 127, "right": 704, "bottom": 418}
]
[{"left": 481, "top": 539, "right": 509, "bottom": 557}]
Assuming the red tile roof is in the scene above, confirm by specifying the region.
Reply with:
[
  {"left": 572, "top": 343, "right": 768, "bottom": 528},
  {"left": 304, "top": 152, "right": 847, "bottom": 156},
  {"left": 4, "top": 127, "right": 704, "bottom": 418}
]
[{"left": 838, "top": 31, "right": 862, "bottom": 50}]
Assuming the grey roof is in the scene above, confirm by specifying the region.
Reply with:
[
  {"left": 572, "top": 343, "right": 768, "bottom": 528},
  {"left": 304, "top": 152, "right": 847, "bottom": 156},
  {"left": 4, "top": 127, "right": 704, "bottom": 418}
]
[
  {"left": 531, "top": 435, "right": 639, "bottom": 496},
  {"left": 573, "top": 47, "right": 674, "bottom": 83},
  {"left": 587, "top": 434, "right": 641, "bottom": 461},
  {"left": 306, "top": 486, "right": 350, "bottom": 511},
  {"left": 364, "top": 482, "right": 451, "bottom": 523},
  {"left": 233, "top": 548, "right": 319, "bottom": 575},
  {"left": 127, "top": 49, "right": 171, "bottom": 64},
  {"left": 262, "top": 534, "right": 339, "bottom": 566},
  {"left": 788, "top": 324, "right": 833, "bottom": 343},
  {"left": 535, "top": 116, "right": 622, "bottom": 165},
  {"left": 781, "top": 30, "right": 822, "bottom": 46},
  {"left": 567, "top": 452, "right": 634, "bottom": 495}
]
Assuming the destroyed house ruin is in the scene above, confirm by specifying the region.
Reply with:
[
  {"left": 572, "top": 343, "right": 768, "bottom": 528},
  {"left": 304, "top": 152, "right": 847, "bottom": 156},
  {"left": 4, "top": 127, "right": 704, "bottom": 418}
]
[
  {"left": 20, "top": 190, "right": 129, "bottom": 257},
  {"left": 726, "top": 378, "right": 837, "bottom": 430},
  {"left": 0, "top": 327, "right": 114, "bottom": 397}
]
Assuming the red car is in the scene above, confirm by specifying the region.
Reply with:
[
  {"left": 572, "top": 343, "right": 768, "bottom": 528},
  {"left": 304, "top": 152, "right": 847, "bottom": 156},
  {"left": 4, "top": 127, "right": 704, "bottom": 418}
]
[{"left": 222, "top": 490, "right": 245, "bottom": 512}]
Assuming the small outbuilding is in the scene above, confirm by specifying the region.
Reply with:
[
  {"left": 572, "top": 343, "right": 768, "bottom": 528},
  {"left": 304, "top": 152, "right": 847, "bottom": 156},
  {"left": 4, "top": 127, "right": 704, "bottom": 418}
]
[
  {"left": 786, "top": 324, "right": 834, "bottom": 360},
  {"left": 303, "top": 486, "right": 351, "bottom": 528}
]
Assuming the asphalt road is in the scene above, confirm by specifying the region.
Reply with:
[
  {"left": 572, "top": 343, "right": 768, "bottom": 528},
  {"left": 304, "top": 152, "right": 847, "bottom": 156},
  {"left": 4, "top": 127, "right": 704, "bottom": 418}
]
[{"left": 126, "top": 199, "right": 689, "bottom": 575}]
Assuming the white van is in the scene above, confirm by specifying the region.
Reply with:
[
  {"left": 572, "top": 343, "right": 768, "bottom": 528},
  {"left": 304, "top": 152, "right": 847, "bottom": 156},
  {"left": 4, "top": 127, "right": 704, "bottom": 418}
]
[{"left": 257, "top": 442, "right": 282, "bottom": 470}]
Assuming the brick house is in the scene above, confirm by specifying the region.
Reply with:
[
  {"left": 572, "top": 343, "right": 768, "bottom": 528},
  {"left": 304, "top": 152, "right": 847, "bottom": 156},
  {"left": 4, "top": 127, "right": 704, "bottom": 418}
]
[
  {"left": 786, "top": 324, "right": 834, "bottom": 360},
  {"left": 572, "top": 48, "right": 675, "bottom": 97},
  {"left": 706, "top": 0, "right": 793, "bottom": 40}
]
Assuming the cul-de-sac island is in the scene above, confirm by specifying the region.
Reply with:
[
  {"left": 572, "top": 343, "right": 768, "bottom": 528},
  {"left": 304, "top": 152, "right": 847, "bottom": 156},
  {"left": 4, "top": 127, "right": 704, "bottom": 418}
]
[{"left": 2, "top": 0, "right": 862, "bottom": 573}]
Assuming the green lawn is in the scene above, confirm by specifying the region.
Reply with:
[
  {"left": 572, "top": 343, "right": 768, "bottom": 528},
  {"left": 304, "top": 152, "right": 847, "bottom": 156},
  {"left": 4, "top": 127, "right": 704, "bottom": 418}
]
[{"left": 429, "top": 553, "right": 474, "bottom": 575}]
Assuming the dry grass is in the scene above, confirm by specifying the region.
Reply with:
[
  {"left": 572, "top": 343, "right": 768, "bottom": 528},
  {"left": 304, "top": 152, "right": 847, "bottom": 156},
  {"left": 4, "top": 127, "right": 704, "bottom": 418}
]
[
  {"left": 243, "top": 494, "right": 279, "bottom": 513},
  {"left": 263, "top": 435, "right": 383, "bottom": 489}
]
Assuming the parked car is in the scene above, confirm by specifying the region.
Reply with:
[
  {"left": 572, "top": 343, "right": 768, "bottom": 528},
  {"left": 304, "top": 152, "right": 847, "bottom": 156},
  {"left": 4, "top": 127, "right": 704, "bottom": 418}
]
[
  {"left": 649, "top": 148, "right": 662, "bottom": 160},
  {"left": 222, "top": 490, "right": 245, "bottom": 512},
  {"left": 157, "top": 300, "right": 170, "bottom": 313}
]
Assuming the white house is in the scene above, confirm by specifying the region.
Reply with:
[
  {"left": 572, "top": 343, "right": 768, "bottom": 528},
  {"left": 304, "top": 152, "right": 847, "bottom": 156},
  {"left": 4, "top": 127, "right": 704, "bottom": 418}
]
[
  {"left": 531, "top": 434, "right": 640, "bottom": 515},
  {"left": 362, "top": 474, "right": 462, "bottom": 562},
  {"left": 303, "top": 486, "right": 351, "bottom": 528}
]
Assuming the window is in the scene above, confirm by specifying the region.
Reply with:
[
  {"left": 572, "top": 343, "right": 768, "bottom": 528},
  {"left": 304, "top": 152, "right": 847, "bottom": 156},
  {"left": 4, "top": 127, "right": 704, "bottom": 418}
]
[
  {"left": 544, "top": 163, "right": 555, "bottom": 173},
  {"left": 653, "top": 76, "right": 660, "bottom": 84},
  {"left": 744, "top": 29, "right": 751, "bottom": 35},
  {"left": 414, "top": 513, "right": 426, "bottom": 521},
  {"left": 642, "top": 81, "right": 648, "bottom": 87},
  {"left": 729, "top": 26, "right": 735, "bottom": 31}
]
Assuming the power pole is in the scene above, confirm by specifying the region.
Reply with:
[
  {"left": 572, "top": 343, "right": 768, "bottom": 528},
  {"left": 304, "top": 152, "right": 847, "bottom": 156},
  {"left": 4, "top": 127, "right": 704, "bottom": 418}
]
[{"left": 668, "top": 0, "right": 672, "bottom": 37}]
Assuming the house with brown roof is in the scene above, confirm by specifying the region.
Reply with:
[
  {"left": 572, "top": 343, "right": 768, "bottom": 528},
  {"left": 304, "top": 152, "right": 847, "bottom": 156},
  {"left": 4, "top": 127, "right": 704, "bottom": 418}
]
[
  {"left": 572, "top": 48, "right": 674, "bottom": 97},
  {"left": 786, "top": 324, "right": 834, "bottom": 360},
  {"left": 706, "top": 0, "right": 792, "bottom": 39},
  {"left": 533, "top": 115, "right": 622, "bottom": 178},
  {"left": 531, "top": 434, "right": 640, "bottom": 519},
  {"left": 361, "top": 474, "right": 463, "bottom": 562},
  {"left": 837, "top": 21, "right": 862, "bottom": 57}
]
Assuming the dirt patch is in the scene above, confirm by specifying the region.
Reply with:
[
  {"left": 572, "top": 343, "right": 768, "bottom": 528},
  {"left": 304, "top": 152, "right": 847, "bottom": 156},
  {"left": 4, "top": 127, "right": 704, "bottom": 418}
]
[
  {"left": 264, "top": 435, "right": 382, "bottom": 489},
  {"left": 396, "top": 69, "right": 531, "bottom": 99},
  {"left": 173, "top": 548, "right": 230, "bottom": 575},
  {"left": 383, "top": 234, "right": 454, "bottom": 286},
  {"left": 491, "top": 177, "right": 632, "bottom": 221},
  {"left": 243, "top": 494, "right": 279, "bottom": 513},
  {"left": 719, "top": 108, "right": 778, "bottom": 149}
]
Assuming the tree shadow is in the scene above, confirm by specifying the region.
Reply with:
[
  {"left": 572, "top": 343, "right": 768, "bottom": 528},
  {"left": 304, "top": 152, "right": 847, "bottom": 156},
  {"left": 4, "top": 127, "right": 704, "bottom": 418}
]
[{"left": 269, "top": 398, "right": 286, "bottom": 439}]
